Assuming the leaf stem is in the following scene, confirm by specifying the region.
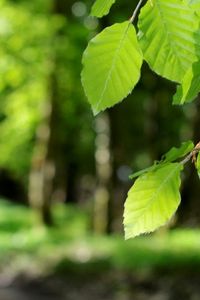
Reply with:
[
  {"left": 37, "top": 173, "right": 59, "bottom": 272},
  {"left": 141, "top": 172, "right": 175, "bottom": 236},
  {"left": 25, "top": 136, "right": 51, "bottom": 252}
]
[
  {"left": 130, "top": 0, "right": 145, "bottom": 23},
  {"left": 180, "top": 142, "right": 200, "bottom": 165}
]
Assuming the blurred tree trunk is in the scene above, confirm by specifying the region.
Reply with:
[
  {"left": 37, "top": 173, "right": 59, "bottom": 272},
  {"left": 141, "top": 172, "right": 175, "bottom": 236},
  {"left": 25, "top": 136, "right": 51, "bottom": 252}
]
[
  {"left": 28, "top": 70, "right": 60, "bottom": 226},
  {"left": 28, "top": 0, "right": 71, "bottom": 225},
  {"left": 93, "top": 113, "right": 113, "bottom": 233}
]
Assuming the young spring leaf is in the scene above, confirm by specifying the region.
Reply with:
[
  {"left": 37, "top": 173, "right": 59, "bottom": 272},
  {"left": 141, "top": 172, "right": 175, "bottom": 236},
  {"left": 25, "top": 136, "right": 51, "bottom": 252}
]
[
  {"left": 162, "top": 141, "right": 194, "bottom": 163},
  {"left": 129, "top": 163, "right": 162, "bottom": 179},
  {"left": 173, "top": 61, "right": 200, "bottom": 105},
  {"left": 130, "top": 141, "right": 193, "bottom": 179},
  {"left": 124, "top": 163, "right": 183, "bottom": 239},
  {"left": 91, "top": 0, "right": 116, "bottom": 17},
  {"left": 138, "top": 0, "right": 200, "bottom": 83},
  {"left": 195, "top": 152, "right": 200, "bottom": 179},
  {"left": 81, "top": 22, "right": 143, "bottom": 115}
]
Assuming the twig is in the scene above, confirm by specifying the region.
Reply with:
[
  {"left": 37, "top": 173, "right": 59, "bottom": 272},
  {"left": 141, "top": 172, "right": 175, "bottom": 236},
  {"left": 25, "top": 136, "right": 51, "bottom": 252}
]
[
  {"left": 130, "top": 0, "right": 145, "bottom": 23},
  {"left": 180, "top": 142, "right": 200, "bottom": 165}
]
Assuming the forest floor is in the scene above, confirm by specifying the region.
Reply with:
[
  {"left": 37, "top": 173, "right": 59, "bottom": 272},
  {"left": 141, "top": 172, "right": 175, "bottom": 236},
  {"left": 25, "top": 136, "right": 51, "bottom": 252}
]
[
  {"left": 1, "top": 265, "right": 200, "bottom": 300},
  {"left": 1, "top": 200, "right": 200, "bottom": 300}
]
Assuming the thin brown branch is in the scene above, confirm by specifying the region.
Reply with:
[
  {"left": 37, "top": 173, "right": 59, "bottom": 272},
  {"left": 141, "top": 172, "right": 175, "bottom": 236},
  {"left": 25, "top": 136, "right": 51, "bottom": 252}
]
[
  {"left": 129, "top": 0, "right": 145, "bottom": 23},
  {"left": 180, "top": 142, "right": 200, "bottom": 165}
]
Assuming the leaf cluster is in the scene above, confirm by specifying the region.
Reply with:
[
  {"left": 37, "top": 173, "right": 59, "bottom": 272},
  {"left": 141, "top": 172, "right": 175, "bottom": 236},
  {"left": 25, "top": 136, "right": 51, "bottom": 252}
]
[
  {"left": 82, "top": 0, "right": 200, "bottom": 114},
  {"left": 81, "top": 0, "right": 200, "bottom": 238}
]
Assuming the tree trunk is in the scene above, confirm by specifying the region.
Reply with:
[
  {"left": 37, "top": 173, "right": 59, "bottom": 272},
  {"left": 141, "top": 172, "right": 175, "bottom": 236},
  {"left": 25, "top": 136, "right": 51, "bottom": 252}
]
[
  {"left": 28, "top": 0, "right": 70, "bottom": 225},
  {"left": 93, "top": 113, "right": 112, "bottom": 233},
  {"left": 28, "top": 73, "right": 58, "bottom": 226}
]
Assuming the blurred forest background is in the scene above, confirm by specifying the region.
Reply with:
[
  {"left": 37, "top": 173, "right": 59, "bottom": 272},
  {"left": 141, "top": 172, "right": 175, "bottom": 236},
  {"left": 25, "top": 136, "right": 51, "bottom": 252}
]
[{"left": 1, "top": 0, "right": 200, "bottom": 299}]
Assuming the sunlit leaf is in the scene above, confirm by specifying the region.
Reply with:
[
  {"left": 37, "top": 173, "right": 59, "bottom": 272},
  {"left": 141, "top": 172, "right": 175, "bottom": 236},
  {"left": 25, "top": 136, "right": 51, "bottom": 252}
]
[
  {"left": 124, "top": 163, "right": 183, "bottom": 239},
  {"left": 173, "top": 61, "right": 200, "bottom": 105},
  {"left": 91, "top": 0, "right": 116, "bottom": 17},
  {"left": 129, "top": 162, "right": 167, "bottom": 179},
  {"left": 138, "top": 0, "right": 200, "bottom": 82},
  {"left": 81, "top": 21, "right": 143, "bottom": 115},
  {"left": 130, "top": 141, "right": 193, "bottom": 179},
  {"left": 196, "top": 152, "right": 200, "bottom": 179},
  {"left": 162, "top": 141, "right": 194, "bottom": 163},
  {"left": 130, "top": 164, "right": 159, "bottom": 179}
]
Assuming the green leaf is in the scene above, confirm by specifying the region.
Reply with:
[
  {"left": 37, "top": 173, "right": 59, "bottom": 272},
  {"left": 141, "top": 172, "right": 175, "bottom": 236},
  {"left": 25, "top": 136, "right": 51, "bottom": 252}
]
[
  {"left": 188, "top": 0, "right": 200, "bottom": 15},
  {"left": 124, "top": 163, "right": 183, "bottom": 239},
  {"left": 129, "top": 163, "right": 160, "bottom": 179},
  {"left": 130, "top": 141, "right": 193, "bottom": 179},
  {"left": 138, "top": 0, "right": 200, "bottom": 83},
  {"left": 129, "top": 161, "right": 168, "bottom": 179},
  {"left": 81, "top": 22, "right": 143, "bottom": 115},
  {"left": 195, "top": 152, "right": 200, "bottom": 179},
  {"left": 173, "top": 61, "right": 200, "bottom": 105},
  {"left": 162, "top": 141, "right": 194, "bottom": 163},
  {"left": 91, "top": 0, "right": 116, "bottom": 17}
]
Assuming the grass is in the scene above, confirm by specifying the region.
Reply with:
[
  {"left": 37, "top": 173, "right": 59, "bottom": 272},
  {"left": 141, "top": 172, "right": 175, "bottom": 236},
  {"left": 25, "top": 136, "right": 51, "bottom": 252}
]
[{"left": 1, "top": 199, "right": 200, "bottom": 276}]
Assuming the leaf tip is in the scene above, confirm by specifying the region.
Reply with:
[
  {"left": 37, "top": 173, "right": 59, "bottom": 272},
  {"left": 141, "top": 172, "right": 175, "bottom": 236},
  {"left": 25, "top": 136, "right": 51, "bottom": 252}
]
[
  {"left": 92, "top": 107, "right": 99, "bottom": 116},
  {"left": 173, "top": 86, "right": 184, "bottom": 105}
]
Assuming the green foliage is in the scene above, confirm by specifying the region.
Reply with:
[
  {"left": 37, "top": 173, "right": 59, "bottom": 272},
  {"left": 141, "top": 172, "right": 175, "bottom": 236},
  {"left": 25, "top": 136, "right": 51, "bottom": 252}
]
[
  {"left": 0, "top": 0, "right": 53, "bottom": 177},
  {"left": 0, "top": 0, "right": 95, "bottom": 180},
  {"left": 3, "top": 199, "right": 200, "bottom": 275},
  {"left": 162, "top": 141, "right": 194, "bottom": 163},
  {"left": 126, "top": 141, "right": 197, "bottom": 238},
  {"left": 129, "top": 163, "right": 162, "bottom": 179},
  {"left": 81, "top": 21, "right": 143, "bottom": 115},
  {"left": 82, "top": 0, "right": 200, "bottom": 114},
  {"left": 173, "top": 61, "right": 200, "bottom": 104},
  {"left": 124, "top": 163, "right": 182, "bottom": 239},
  {"left": 82, "top": 0, "right": 200, "bottom": 238},
  {"left": 138, "top": 0, "right": 200, "bottom": 83},
  {"left": 0, "top": 200, "right": 89, "bottom": 254},
  {"left": 91, "top": 0, "right": 116, "bottom": 17},
  {"left": 196, "top": 152, "right": 200, "bottom": 179},
  {"left": 130, "top": 141, "right": 194, "bottom": 179}
]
